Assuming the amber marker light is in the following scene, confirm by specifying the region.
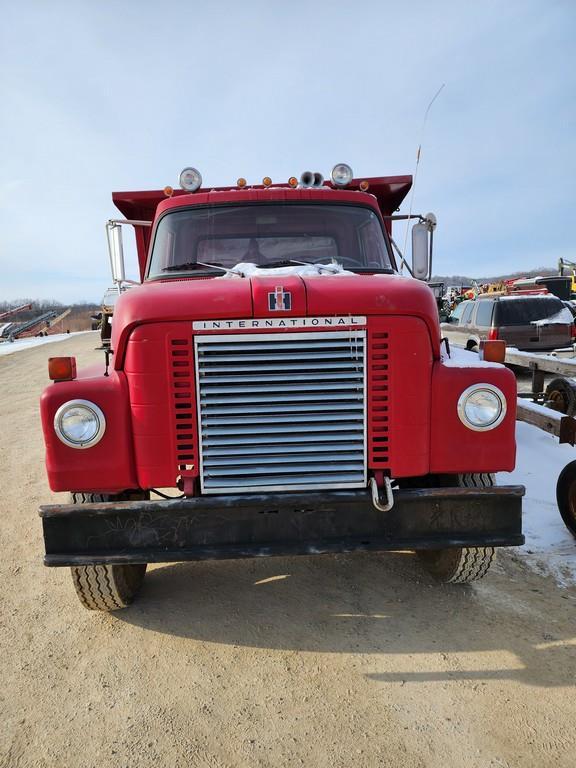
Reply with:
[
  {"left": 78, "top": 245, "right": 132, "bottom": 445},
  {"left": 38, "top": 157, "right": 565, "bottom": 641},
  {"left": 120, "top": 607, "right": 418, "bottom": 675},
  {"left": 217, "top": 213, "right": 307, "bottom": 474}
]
[
  {"left": 48, "top": 357, "right": 77, "bottom": 382},
  {"left": 359, "top": 180, "right": 370, "bottom": 192},
  {"left": 237, "top": 177, "right": 247, "bottom": 188},
  {"left": 288, "top": 176, "right": 298, "bottom": 188},
  {"left": 163, "top": 185, "right": 174, "bottom": 197},
  {"left": 262, "top": 176, "right": 272, "bottom": 187},
  {"left": 479, "top": 340, "right": 506, "bottom": 364}
]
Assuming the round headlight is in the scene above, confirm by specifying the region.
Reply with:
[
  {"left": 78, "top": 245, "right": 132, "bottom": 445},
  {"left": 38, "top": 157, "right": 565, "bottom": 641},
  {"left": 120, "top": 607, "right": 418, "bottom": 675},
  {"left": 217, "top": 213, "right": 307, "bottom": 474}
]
[
  {"left": 457, "top": 384, "right": 506, "bottom": 431},
  {"left": 331, "top": 163, "right": 354, "bottom": 187},
  {"left": 54, "top": 400, "right": 106, "bottom": 449},
  {"left": 179, "top": 166, "right": 202, "bottom": 192}
]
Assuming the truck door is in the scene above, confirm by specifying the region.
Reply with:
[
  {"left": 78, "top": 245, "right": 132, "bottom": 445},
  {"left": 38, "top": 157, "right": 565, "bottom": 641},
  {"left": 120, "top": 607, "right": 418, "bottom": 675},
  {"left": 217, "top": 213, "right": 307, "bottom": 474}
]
[
  {"left": 453, "top": 301, "right": 475, "bottom": 345},
  {"left": 441, "top": 300, "right": 471, "bottom": 346},
  {"left": 473, "top": 299, "right": 494, "bottom": 344}
]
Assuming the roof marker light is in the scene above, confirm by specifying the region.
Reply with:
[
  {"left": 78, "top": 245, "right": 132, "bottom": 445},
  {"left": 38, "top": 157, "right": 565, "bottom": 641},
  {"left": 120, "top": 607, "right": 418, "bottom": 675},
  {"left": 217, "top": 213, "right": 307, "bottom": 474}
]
[
  {"left": 163, "top": 185, "right": 174, "bottom": 197},
  {"left": 237, "top": 177, "right": 247, "bottom": 188},
  {"left": 359, "top": 180, "right": 370, "bottom": 192},
  {"left": 262, "top": 176, "right": 272, "bottom": 187},
  {"left": 288, "top": 176, "right": 298, "bottom": 188},
  {"left": 331, "top": 163, "right": 353, "bottom": 187},
  {"left": 179, "top": 167, "right": 202, "bottom": 192}
]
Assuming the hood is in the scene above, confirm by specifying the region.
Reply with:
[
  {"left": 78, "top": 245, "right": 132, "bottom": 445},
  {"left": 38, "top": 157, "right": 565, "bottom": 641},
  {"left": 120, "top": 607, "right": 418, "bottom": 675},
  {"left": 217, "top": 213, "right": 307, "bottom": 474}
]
[{"left": 112, "top": 272, "right": 440, "bottom": 364}]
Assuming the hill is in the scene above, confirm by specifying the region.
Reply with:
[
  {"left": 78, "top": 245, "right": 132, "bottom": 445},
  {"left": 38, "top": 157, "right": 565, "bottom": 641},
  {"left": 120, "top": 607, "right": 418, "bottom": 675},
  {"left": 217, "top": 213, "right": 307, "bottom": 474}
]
[{"left": 430, "top": 267, "right": 558, "bottom": 286}]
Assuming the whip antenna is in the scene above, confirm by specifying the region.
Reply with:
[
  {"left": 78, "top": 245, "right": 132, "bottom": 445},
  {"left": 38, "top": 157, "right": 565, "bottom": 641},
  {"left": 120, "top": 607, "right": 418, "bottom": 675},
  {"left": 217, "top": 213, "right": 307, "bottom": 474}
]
[{"left": 401, "top": 83, "right": 445, "bottom": 272}]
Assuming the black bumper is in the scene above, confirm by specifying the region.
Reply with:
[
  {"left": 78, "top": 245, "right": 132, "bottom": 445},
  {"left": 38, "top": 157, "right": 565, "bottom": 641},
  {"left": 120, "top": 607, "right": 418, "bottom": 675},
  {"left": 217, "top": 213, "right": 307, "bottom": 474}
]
[{"left": 39, "top": 485, "right": 525, "bottom": 566}]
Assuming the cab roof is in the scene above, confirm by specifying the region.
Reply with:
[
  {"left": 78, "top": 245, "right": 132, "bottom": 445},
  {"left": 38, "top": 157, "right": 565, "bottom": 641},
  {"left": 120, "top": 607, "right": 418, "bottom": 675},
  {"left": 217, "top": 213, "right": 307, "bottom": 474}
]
[{"left": 113, "top": 176, "right": 412, "bottom": 281}]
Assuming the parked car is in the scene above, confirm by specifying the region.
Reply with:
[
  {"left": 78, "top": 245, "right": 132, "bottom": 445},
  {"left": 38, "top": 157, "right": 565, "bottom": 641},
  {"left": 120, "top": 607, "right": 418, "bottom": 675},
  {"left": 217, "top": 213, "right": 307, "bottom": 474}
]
[{"left": 441, "top": 295, "right": 575, "bottom": 351}]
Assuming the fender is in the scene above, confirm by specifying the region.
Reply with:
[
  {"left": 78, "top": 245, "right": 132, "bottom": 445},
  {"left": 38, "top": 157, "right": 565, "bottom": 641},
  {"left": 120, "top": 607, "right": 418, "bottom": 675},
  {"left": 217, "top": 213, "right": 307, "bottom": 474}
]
[{"left": 41, "top": 365, "right": 137, "bottom": 492}]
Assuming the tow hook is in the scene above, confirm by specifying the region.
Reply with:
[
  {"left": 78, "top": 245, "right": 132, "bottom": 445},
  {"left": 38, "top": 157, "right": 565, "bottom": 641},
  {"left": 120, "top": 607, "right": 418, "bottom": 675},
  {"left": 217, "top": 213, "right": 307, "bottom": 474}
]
[{"left": 369, "top": 476, "right": 394, "bottom": 512}]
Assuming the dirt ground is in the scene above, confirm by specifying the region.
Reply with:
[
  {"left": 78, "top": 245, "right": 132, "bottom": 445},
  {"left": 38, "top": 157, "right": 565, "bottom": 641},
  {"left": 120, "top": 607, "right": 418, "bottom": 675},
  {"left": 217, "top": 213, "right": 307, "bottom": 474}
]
[{"left": 1, "top": 332, "right": 575, "bottom": 768}]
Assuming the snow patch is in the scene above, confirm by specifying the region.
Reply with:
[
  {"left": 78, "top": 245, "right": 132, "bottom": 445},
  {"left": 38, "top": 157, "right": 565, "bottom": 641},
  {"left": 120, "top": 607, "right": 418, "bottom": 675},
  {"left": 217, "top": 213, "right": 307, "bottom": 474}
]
[
  {"left": 0, "top": 332, "right": 91, "bottom": 357},
  {"left": 441, "top": 345, "right": 501, "bottom": 369},
  {"left": 215, "top": 262, "right": 358, "bottom": 279},
  {"left": 500, "top": 294, "right": 556, "bottom": 301},
  {"left": 530, "top": 307, "right": 574, "bottom": 326},
  {"left": 498, "top": 421, "right": 576, "bottom": 586}
]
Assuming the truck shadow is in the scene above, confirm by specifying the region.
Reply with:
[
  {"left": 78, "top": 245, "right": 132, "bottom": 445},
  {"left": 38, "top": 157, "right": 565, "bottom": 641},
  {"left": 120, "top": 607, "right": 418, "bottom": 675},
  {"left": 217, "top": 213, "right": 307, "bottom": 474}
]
[{"left": 116, "top": 551, "right": 576, "bottom": 687}]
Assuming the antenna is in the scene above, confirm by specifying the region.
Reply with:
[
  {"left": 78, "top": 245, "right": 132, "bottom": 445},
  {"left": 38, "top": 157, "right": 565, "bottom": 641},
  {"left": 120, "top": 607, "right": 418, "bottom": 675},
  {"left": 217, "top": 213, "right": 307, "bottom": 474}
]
[{"left": 400, "top": 84, "right": 445, "bottom": 273}]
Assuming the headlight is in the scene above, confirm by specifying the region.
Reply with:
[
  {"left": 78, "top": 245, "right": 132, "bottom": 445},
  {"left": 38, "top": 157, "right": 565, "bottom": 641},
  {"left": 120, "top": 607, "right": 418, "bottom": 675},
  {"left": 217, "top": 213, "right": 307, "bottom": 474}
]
[
  {"left": 179, "top": 166, "right": 202, "bottom": 192},
  {"left": 331, "top": 163, "right": 354, "bottom": 187},
  {"left": 457, "top": 384, "right": 506, "bottom": 431},
  {"left": 54, "top": 400, "right": 106, "bottom": 449}
]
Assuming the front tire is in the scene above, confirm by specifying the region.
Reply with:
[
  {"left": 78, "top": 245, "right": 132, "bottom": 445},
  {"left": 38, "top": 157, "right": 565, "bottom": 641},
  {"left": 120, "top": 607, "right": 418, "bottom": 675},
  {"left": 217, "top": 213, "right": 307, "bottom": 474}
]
[
  {"left": 71, "top": 563, "right": 147, "bottom": 610},
  {"left": 68, "top": 492, "right": 148, "bottom": 610},
  {"left": 417, "top": 546, "right": 495, "bottom": 584},
  {"left": 417, "top": 473, "right": 496, "bottom": 583}
]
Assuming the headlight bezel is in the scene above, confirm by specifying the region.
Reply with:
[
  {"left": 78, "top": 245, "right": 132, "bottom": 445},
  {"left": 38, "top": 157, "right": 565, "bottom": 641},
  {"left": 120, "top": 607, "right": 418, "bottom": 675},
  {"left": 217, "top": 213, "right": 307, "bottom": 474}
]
[
  {"left": 53, "top": 399, "right": 106, "bottom": 449},
  {"left": 457, "top": 384, "right": 507, "bottom": 431}
]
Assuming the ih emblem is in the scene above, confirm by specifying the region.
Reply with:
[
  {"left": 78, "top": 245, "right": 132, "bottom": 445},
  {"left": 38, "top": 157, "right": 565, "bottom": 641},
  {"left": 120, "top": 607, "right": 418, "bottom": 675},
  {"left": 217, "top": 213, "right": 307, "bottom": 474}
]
[{"left": 268, "top": 286, "right": 292, "bottom": 311}]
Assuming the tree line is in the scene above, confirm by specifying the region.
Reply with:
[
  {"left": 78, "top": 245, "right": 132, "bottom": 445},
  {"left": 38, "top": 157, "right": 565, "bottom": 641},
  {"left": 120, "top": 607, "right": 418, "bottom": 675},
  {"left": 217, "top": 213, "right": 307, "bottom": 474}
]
[{"left": 430, "top": 267, "right": 557, "bottom": 287}]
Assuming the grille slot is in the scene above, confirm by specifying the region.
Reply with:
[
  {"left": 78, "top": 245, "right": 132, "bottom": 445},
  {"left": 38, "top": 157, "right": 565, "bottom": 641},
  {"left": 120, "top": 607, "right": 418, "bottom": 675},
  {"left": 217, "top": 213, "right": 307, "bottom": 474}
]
[
  {"left": 368, "top": 331, "right": 389, "bottom": 466},
  {"left": 195, "top": 331, "right": 366, "bottom": 493}
]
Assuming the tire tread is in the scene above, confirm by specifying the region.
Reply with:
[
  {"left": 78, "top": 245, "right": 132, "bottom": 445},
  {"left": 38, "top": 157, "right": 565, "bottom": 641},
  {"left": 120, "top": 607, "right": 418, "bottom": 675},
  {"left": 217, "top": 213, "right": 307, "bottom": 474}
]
[
  {"left": 68, "top": 492, "right": 147, "bottom": 611},
  {"left": 445, "top": 546, "right": 495, "bottom": 583},
  {"left": 417, "top": 473, "right": 497, "bottom": 583}
]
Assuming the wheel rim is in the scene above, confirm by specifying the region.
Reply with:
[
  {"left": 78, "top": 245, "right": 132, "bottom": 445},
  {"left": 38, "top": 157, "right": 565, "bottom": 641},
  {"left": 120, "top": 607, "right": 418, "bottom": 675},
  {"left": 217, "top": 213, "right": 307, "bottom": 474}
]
[{"left": 547, "top": 389, "right": 568, "bottom": 413}]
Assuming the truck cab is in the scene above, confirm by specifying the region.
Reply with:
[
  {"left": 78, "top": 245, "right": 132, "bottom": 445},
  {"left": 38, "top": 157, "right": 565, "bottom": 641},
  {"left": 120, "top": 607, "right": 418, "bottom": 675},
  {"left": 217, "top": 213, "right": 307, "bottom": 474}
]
[{"left": 39, "top": 165, "right": 524, "bottom": 610}]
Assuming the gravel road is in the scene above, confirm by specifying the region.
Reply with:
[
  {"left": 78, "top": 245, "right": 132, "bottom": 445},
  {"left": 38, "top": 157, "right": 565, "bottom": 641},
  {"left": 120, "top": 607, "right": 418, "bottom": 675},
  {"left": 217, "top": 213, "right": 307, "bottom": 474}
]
[{"left": 1, "top": 332, "right": 575, "bottom": 768}]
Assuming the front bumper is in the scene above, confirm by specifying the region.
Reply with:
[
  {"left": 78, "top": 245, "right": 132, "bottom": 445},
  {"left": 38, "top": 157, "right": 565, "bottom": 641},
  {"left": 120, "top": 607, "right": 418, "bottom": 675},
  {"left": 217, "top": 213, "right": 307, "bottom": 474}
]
[{"left": 39, "top": 485, "right": 524, "bottom": 566}]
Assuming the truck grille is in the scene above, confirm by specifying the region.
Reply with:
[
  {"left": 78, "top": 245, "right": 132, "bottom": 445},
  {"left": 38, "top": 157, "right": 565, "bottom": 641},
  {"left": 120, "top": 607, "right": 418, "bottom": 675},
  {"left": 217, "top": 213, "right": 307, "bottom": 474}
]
[{"left": 195, "top": 331, "right": 367, "bottom": 493}]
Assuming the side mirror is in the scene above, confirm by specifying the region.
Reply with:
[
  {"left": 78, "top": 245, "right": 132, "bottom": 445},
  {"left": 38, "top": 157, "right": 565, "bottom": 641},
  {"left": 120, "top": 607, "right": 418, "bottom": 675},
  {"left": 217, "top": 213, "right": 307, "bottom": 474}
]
[
  {"left": 411, "top": 223, "right": 429, "bottom": 279},
  {"left": 106, "top": 221, "right": 125, "bottom": 284},
  {"left": 411, "top": 212, "right": 437, "bottom": 281}
]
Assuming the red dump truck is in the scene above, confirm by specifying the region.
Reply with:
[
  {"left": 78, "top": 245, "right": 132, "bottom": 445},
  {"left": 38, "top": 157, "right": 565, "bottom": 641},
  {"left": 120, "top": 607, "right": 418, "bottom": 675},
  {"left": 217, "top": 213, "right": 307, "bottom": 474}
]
[{"left": 39, "top": 164, "right": 524, "bottom": 610}]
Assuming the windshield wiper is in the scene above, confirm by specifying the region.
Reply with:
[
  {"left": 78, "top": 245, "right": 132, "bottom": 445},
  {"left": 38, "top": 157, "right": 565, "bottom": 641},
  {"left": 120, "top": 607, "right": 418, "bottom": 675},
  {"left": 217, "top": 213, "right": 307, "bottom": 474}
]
[
  {"left": 162, "top": 262, "right": 213, "bottom": 271},
  {"left": 162, "top": 261, "right": 245, "bottom": 277}
]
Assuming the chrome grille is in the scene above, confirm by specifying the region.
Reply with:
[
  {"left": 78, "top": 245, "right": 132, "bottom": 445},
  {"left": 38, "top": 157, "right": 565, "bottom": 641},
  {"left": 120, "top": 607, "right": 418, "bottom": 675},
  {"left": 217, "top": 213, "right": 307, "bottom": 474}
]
[{"left": 195, "top": 331, "right": 366, "bottom": 493}]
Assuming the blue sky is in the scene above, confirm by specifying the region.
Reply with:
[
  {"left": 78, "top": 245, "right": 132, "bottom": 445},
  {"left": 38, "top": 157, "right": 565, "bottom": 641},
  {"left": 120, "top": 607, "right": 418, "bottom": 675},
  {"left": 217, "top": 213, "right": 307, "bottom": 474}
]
[{"left": 1, "top": 0, "right": 575, "bottom": 303}]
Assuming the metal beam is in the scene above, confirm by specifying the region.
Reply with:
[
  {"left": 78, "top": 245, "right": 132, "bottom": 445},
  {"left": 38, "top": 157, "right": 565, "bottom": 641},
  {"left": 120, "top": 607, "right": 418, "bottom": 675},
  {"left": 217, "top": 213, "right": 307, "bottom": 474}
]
[
  {"left": 40, "top": 486, "right": 524, "bottom": 566},
  {"left": 516, "top": 398, "right": 576, "bottom": 445},
  {"left": 505, "top": 348, "right": 576, "bottom": 377}
]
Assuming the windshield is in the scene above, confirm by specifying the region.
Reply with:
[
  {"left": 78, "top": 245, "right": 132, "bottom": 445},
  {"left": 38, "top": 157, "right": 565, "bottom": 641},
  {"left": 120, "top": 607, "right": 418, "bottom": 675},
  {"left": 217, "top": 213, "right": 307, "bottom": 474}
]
[{"left": 147, "top": 203, "right": 394, "bottom": 278}]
